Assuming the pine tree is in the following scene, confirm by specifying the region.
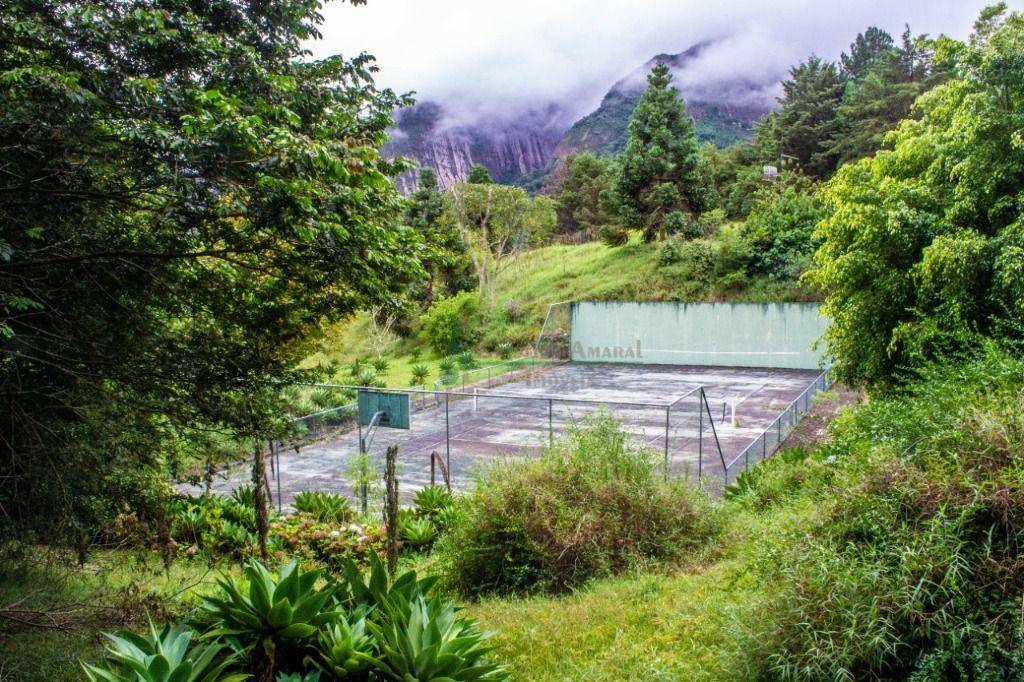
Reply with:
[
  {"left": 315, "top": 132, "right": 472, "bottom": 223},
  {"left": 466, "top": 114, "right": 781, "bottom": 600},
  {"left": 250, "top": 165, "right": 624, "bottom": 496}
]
[
  {"left": 840, "top": 27, "right": 895, "bottom": 79},
  {"left": 614, "top": 63, "right": 701, "bottom": 241},
  {"left": 406, "top": 168, "right": 464, "bottom": 304},
  {"left": 774, "top": 56, "right": 846, "bottom": 178}
]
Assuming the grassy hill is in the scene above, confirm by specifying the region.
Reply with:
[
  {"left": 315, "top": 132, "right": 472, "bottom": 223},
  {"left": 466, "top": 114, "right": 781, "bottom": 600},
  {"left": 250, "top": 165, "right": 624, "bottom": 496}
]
[{"left": 307, "top": 231, "right": 819, "bottom": 381}]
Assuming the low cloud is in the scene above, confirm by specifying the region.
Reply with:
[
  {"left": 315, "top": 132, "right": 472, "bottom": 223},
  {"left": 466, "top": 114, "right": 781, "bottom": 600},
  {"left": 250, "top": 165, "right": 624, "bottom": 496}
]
[{"left": 309, "top": 0, "right": 990, "bottom": 122}]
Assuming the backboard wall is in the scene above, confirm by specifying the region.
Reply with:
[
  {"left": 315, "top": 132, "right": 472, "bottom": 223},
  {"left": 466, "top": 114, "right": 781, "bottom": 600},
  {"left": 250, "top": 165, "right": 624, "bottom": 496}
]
[{"left": 569, "top": 302, "right": 828, "bottom": 369}]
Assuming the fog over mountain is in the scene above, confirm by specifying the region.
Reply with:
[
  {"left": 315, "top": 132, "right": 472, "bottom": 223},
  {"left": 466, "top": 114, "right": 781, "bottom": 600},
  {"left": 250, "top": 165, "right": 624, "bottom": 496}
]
[{"left": 308, "top": 0, "right": 995, "bottom": 190}]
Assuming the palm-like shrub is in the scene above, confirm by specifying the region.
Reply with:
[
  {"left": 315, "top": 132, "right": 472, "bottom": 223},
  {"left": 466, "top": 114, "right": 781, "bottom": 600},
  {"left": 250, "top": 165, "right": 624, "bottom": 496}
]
[
  {"left": 457, "top": 351, "right": 477, "bottom": 370},
  {"left": 433, "top": 505, "right": 462, "bottom": 532},
  {"left": 200, "top": 560, "right": 337, "bottom": 673},
  {"left": 371, "top": 357, "right": 389, "bottom": 373},
  {"left": 231, "top": 484, "right": 256, "bottom": 508},
  {"left": 82, "top": 621, "right": 246, "bottom": 682},
  {"left": 413, "top": 486, "right": 453, "bottom": 518},
  {"left": 437, "top": 356, "right": 456, "bottom": 374},
  {"left": 410, "top": 364, "right": 429, "bottom": 385},
  {"left": 291, "top": 491, "right": 351, "bottom": 524},
  {"left": 400, "top": 518, "right": 437, "bottom": 547},
  {"left": 371, "top": 595, "right": 506, "bottom": 681},
  {"left": 307, "top": 611, "right": 379, "bottom": 678}
]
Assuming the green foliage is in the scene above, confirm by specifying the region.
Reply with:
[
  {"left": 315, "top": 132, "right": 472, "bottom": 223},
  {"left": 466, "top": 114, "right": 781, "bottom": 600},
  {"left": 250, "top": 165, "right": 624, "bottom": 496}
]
[
  {"left": 749, "top": 345, "right": 1024, "bottom": 679},
  {"left": 467, "top": 165, "right": 494, "bottom": 184},
  {"left": 420, "top": 292, "right": 482, "bottom": 356},
  {"left": 741, "top": 177, "right": 826, "bottom": 279},
  {"left": 457, "top": 351, "right": 478, "bottom": 370},
  {"left": 200, "top": 560, "right": 338, "bottom": 672},
  {"left": 553, "top": 153, "right": 618, "bottom": 235},
  {"left": 399, "top": 518, "right": 437, "bottom": 548},
  {"left": 407, "top": 168, "right": 474, "bottom": 304},
  {"left": 414, "top": 486, "right": 454, "bottom": 518},
  {"left": 437, "top": 356, "right": 457, "bottom": 375},
  {"left": 615, "top": 64, "right": 702, "bottom": 241},
  {"left": 772, "top": 56, "right": 846, "bottom": 177},
  {"left": 371, "top": 594, "right": 506, "bottom": 681},
  {"left": 291, "top": 492, "right": 351, "bottom": 525},
  {"left": 437, "top": 414, "right": 720, "bottom": 595},
  {"left": 371, "top": 358, "right": 390, "bottom": 374},
  {"left": 809, "top": 8, "right": 1024, "bottom": 387},
  {"left": 308, "top": 612, "right": 379, "bottom": 679},
  {"left": 599, "top": 225, "right": 629, "bottom": 247},
  {"left": 0, "top": 0, "right": 423, "bottom": 542},
  {"left": 82, "top": 621, "right": 246, "bottom": 682},
  {"left": 410, "top": 364, "right": 429, "bottom": 385}
]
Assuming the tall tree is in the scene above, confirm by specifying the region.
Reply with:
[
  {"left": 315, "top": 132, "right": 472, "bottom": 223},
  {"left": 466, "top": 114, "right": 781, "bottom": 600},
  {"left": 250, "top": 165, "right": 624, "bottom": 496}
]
[
  {"left": 445, "top": 184, "right": 554, "bottom": 312},
  {"left": 810, "top": 6, "right": 1024, "bottom": 387},
  {"left": 615, "top": 63, "right": 702, "bottom": 241},
  {"left": 774, "top": 57, "right": 846, "bottom": 178},
  {"left": 554, "top": 154, "right": 617, "bottom": 235},
  {"left": 840, "top": 26, "right": 895, "bottom": 79},
  {"left": 0, "top": 0, "right": 423, "bottom": 540},
  {"left": 405, "top": 168, "right": 470, "bottom": 304},
  {"left": 827, "top": 27, "right": 944, "bottom": 167}
]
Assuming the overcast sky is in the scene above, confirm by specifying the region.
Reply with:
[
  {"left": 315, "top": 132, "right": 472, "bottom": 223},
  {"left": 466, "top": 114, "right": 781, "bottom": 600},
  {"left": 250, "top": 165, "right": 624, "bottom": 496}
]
[{"left": 309, "top": 1, "right": 1012, "bottom": 120}]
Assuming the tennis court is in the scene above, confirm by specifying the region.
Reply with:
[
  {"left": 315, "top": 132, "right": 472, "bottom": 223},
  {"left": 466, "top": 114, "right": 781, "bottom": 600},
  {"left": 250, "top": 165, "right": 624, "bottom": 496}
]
[{"left": 241, "top": 362, "right": 822, "bottom": 505}]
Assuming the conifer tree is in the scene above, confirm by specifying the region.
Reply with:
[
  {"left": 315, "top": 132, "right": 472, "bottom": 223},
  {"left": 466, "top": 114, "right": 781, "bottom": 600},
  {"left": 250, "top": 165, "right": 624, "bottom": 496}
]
[
  {"left": 615, "top": 63, "right": 701, "bottom": 241},
  {"left": 774, "top": 57, "right": 845, "bottom": 177}
]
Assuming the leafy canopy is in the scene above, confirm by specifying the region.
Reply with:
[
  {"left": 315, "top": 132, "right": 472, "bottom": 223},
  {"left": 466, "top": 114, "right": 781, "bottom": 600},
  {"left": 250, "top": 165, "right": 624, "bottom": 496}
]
[
  {"left": 0, "top": 0, "right": 422, "bottom": 538},
  {"left": 810, "top": 4, "right": 1024, "bottom": 387}
]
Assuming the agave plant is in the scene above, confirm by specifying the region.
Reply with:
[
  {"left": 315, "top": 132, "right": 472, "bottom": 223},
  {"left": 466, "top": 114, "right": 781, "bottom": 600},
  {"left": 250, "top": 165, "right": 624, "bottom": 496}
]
[
  {"left": 371, "top": 595, "right": 507, "bottom": 681},
  {"left": 433, "top": 505, "right": 463, "bottom": 532},
  {"left": 82, "top": 621, "right": 247, "bottom": 682},
  {"left": 413, "top": 486, "right": 453, "bottom": 518},
  {"left": 275, "top": 673, "right": 320, "bottom": 682},
  {"left": 231, "top": 485, "right": 256, "bottom": 508},
  {"left": 400, "top": 518, "right": 437, "bottom": 548},
  {"left": 199, "top": 560, "right": 337, "bottom": 674},
  {"left": 337, "top": 554, "right": 438, "bottom": 616},
  {"left": 371, "top": 357, "right": 389, "bottom": 373},
  {"left": 457, "top": 351, "right": 477, "bottom": 370},
  {"left": 307, "top": 610, "right": 380, "bottom": 679},
  {"left": 291, "top": 491, "right": 351, "bottom": 524}
]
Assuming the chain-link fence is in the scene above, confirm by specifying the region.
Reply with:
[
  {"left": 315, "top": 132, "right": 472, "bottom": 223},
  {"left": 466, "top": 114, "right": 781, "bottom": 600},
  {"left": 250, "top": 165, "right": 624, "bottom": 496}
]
[{"left": 722, "top": 369, "right": 831, "bottom": 486}]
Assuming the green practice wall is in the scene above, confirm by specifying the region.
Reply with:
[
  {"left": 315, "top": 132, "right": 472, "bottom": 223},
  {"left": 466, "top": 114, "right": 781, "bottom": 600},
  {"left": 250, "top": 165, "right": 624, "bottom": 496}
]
[{"left": 569, "top": 302, "right": 828, "bottom": 369}]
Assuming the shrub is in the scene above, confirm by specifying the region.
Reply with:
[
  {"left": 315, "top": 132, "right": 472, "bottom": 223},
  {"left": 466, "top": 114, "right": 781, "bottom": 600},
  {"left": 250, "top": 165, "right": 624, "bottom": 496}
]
[
  {"left": 400, "top": 517, "right": 437, "bottom": 548},
  {"left": 496, "top": 342, "right": 513, "bottom": 360},
  {"left": 436, "top": 414, "right": 720, "bottom": 595},
  {"left": 270, "top": 516, "right": 385, "bottom": 570},
  {"left": 504, "top": 299, "right": 525, "bottom": 323},
  {"left": 408, "top": 347, "right": 422, "bottom": 363},
  {"left": 372, "top": 357, "right": 389, "bottom": 373},
  {"left": 754, "top": 346, "right": 1024, "bottom": 680},
  {"left": 599, "top": 224, "right": 629, "bottom": 247},
  {"left": 420, "top": 292, "right": 481, "bottom": 355},
  {"left": 414, "top": 485, "right": 454, "bottom": 518},
  {"left": 697, "top": 207, "right": 727, "bottom": 236},
  {"left": 658, "top": 238, "right": 682, "bottom": 266},
  {"left": 665, "top": 210, "right": 699, "bottom": 239},
  {"left": 291, "top": 490, "right": 351, "bottom": 524},
  {"left": 410, "top": 364, "right": 429, "bottom": 385},
  {"left": 457, "top": 351, "right": 478, "bottom": 370}
]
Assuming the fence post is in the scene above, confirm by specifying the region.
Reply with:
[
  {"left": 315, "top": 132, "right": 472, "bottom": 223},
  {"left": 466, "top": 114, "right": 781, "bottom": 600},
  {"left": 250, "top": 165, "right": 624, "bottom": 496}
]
[
  {"left": 697, "top": 390, "right": 703, "bottom": 484},
  {"left": 663, "top": 405, "right": 670, "bottom": 478},
  {"left": 548, "top": 399, "right": 553, "bottom": 446},
  {"left": 445, "top": 393, "right": 451, "bottom": 475},
  {"left": 274, "top": 440, "right": 282, "bottom": 513}
]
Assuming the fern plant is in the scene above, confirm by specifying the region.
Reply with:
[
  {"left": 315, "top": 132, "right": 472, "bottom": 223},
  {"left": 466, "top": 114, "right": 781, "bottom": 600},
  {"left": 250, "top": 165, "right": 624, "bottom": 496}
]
[{"left": 82, "top": 621, "right": 246, "bottom": 682}]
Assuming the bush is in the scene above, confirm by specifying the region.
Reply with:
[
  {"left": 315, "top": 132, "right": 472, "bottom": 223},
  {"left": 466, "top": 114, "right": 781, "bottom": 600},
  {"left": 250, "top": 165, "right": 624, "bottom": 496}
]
[
  {"left": 291, "top": 490, "right": 351, "bottom": 524},
  {"left": 436, "top": 414, "right": 720, "bottom": 595},
  {"left": 457, "top": 351, "right": 478, "bottom": 370},
  {"left": 599, "top": 224, "right": 628, "bottom": 247},
  {"left": 697, "top": 207, "right": 727, "bottom": 236},
  {"left": 752, "top": 346, "right": 1024, "bottom": 679},
  {"left": 665, "top": 210, "right": 700, "bottom": 239},
  {"left": 496, "top": 342, "right": 513, "bottom": 360},
  {"left": 420, "top": 292, "right": 481, "bottom": 356},
  {"left": 371, "top": 357, "right": 389, "bottom": 373},
  {"left": 410, "top": 364, "right": 429, "bottom": 385}
]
